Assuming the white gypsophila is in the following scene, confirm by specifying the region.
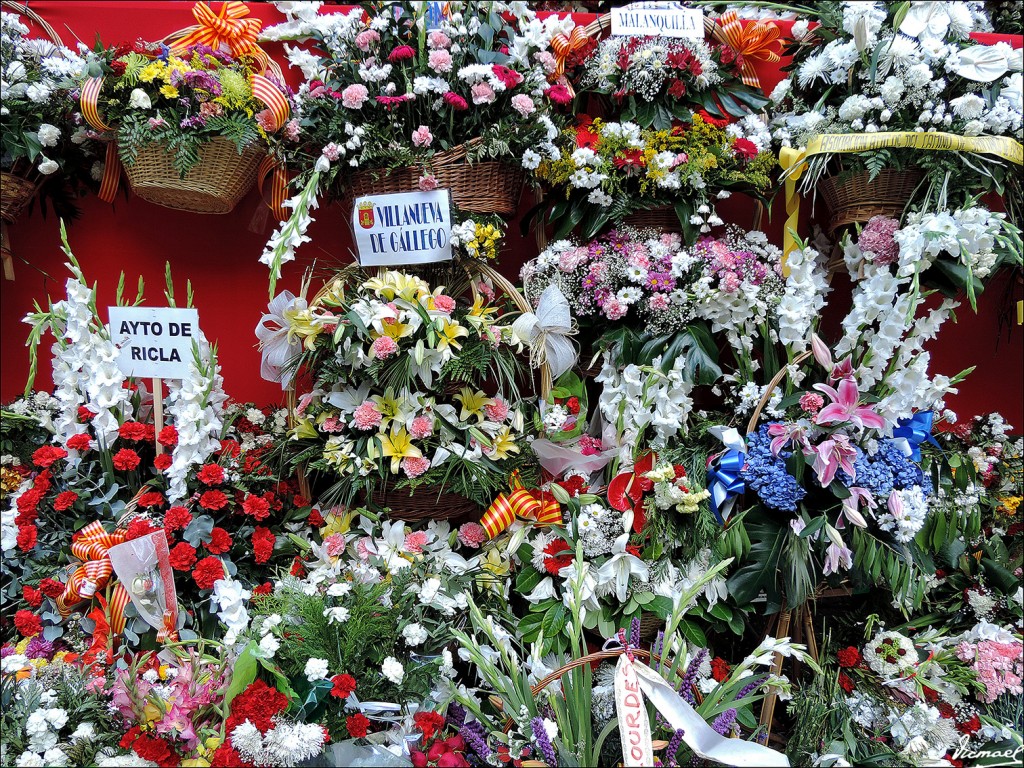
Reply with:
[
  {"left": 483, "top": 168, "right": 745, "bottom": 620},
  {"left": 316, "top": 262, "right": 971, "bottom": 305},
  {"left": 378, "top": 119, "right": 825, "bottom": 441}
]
[
  {"left": 163, "top": 333, "right": 227, "bottom": 502},
  {"left": 877, "top": 486, "right": 930, "bottom": 542},
  {"left": 382, "top": 655, "right": 404, "bottom": 684},
  {"left": 210, "top": 577, "right": 250, "bottom": 646},
  {"left": 776, "top": 246, "right": 829, "bottom": 351}
]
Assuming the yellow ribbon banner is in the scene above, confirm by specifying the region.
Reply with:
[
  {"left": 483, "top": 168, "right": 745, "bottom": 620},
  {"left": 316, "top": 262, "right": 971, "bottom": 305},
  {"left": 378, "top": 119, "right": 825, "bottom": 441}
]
[{"left": 779, "top": 131, "right": 1024, "bottom": 265}]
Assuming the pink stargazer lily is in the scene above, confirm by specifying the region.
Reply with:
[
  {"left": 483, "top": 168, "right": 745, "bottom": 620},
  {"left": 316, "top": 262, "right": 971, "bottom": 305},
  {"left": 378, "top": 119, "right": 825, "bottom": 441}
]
[
  {"left": 813, "top": 378, "right": 886, "bottom": 430},
  {"left": 840, "top": 487, "right": 875, "bottom": 528},
  {"left": 812, "top": 434, "right": 858, "bottom": 486},
  {"left": 767, "top": 421, "right": 811, "bottom": 456},
  {"left": 810, "top": 334, "right": 855, "bottom": 382},
  {"left": 823, "top": 540, "right": 854, "bottom": 575}
]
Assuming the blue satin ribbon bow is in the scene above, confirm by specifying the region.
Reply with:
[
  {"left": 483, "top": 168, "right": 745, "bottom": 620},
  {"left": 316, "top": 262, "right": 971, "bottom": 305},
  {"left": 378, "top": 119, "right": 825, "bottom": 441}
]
[
  {"left": 893, "top": 411, "right": 942, "bottom": 462},
  {"left": 707, "top": 449, "right": 747, "bottom": 525}
]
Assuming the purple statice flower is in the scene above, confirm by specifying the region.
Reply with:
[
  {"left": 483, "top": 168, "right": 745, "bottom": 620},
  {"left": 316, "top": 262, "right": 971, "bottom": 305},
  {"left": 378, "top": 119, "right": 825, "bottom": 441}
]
[
  {"left": 184, "top": 70, "right": 222, "bottom": 98},
  {"left": 460, "top": 720, "right": 491, "bottom": 760},
  {"left": 665, "top": 728, "right": 686, "bottom": 767},
  {"left": 678, "top": 648, "right": 707, "bottom": 707},
  {"left": 858, "top": 215, "right": 900, "bottom": 266},
  {"left": 531, "top": 717, "right": 558, "bottom": 767},
  {"left": 736, "top": 675, "right": 767, "bottom": 700},
  {"left": 0, "top": 644, "right": 14, "bottom": 659},
  {"left": 447, "top": 702, "right": 467, "bottom": 728},
  {"left": 25, "top": 636, "right": 54, "bottom": 660},
  {"left": 653, "top": 631, "right": 666, "bottom": 672},
  {"left": 711, "top": 708, "right": 736, "bottom": 736},
  {"left": 629, "top": 617, "right": 641, "bottom": 649}
]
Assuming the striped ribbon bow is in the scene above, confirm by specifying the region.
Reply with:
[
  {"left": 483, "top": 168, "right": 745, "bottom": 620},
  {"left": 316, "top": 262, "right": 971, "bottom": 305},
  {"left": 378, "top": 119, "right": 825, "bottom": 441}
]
[
  {"left": 550, "top": 26, "right": 589, "bottom": 97},
  {"left": 170, "top": 2, "right": 267, "bottom": 69},
  {"left": 480, "top": 473, "right": 563, "bottom": 539},
  {"left": 714, "top": 10, "right": 781, "bottom": 89},
  {"left": 57, "top": 521, "right": 130, "bottom": 634}
]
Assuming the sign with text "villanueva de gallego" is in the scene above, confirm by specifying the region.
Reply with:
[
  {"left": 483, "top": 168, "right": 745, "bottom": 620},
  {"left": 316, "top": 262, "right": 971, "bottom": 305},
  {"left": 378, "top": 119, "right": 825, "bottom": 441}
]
[{"left": 352, "top": 189, "right": 453, "bottom": 267}]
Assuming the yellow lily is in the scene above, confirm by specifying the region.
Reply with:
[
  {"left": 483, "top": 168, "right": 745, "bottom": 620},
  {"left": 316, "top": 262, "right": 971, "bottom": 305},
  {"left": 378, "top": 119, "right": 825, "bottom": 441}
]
[
  {"left": 477, "top": 547, "right": 510, "bottom": 594},
  {"left": 323, "top": 437, "right": 355, "bottom": 473},
  {"left": 378, "top": 427, "right": 422, "bottom": 474},
  {"left": 364, "top": 271, "right": 430, "bottom": 302},
  {"left": 454, "top": 388, "right": 493, "bottom": 423},
  {"left": 284, "top": 306, "right": 328, "bottom": 351},
  {"left": 488, "top": 426, "right": 520, "bottom": 460},
  {"left": 290, "top": 418, "right": 319, "bottom": 440},
  {"left": 375, "top": 316, "right": 415, "bottom": 341},
  {"left": 465, "top": 295, "right": 499, "bottom": 331},
  {"left": 370, "top": 387, "right": 412, "bottom": 427},
  {"left": 434, "top": 318, "right": 469, "bottom": 354},
  {"left": 322, "top": 508, "right": 355, "bottom": 537}
]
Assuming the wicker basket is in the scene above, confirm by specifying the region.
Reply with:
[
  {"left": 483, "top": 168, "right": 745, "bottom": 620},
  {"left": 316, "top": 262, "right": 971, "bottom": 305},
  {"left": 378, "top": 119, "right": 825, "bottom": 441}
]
[
  {"left": 0, "top": 172, "right": 40, "bottom": 225},
  {"left": 817, "top": 169, "right": 923, "bottom": 233},
  {"left": 123, "top": 137, "right": 265, "bottom": 214},
  {"left": 367, "top": 479, "right": 481, "bottom": 523},
  {"left": 342, "top": 140, "right": 525, "bottom": 217},
  {"left": 622, "top": 205, "right": 680, "bottom": 234}
]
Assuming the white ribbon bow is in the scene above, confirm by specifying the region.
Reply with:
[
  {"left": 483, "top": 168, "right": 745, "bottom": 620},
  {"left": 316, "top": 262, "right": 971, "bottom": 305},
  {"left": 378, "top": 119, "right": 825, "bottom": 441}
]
[
  {"left": 614, "top": 655, "right": 789, "bottom": 767},
  {"left": 512, "top": 284, "right": 577, "bottom": 381}
]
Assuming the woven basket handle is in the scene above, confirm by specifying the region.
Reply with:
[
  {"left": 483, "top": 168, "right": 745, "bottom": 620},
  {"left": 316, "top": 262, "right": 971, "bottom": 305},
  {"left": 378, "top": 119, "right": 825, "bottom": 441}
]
[
  {"left": 161, "top": 25, "right": 284, "bottom": 80},
  {"left": 745, "top": 350, "right": 812, "bottom": 434},
  {"left": 2, "top": 1, "right": 64, "bottom": 46}
]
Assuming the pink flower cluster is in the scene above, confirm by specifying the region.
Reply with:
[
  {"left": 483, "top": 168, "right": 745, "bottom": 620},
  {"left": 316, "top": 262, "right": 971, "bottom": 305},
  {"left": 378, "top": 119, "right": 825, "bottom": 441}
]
[
  {"left": 956, "top": 639, "right": 1024, "bottom": 703},
  {"left": 353, "top": 402, "right": 383, "bottom": 431},
  {"left": 694, "top": 236, "right": 771, "bottom": 293},
  {"left": 457, "top": 522, "right": 488, "bottom": 547},
  {"left": 858, "top": 215, "right": 901, "bottom": 266}
]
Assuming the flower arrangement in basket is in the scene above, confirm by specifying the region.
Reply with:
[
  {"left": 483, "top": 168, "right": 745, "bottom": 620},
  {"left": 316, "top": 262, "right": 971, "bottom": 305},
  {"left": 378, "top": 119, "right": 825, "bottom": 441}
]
[
  {"left": 0, "top": 2, "right": 89, "bottom": 264},
  {"left": 77, "top": 2, "right": 291, "bottom": 213},
  {"left": 258, "top": 1, "right": 575, "bottom": 282},
  {"left": 771, "top": 1, "right": 1024, "bottom": 231},
  {"left": 534, "top": 113, "right": 775, "bottom": 240},
  {"left": 262, "top": 266, "right": 540, "bottom": 519}
]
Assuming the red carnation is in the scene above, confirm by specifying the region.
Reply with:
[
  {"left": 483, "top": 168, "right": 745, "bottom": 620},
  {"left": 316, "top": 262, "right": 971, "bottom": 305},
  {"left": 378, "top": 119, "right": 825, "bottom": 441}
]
[
  {"left": 22, "top": 585, "right": 43, "bottom": 608},
  {"left": 346, "top": 713, "right": 371, "bottom": 738},
  {"left": 307, "top": 509, "right": 326, "bottom": 528},
  {"left": 957, "top": 714, "right": 981, "bottom": 735},
  {"left": 53, "top": 490, "right": 79, "bottom": 512},
  {"left": 119, "top": 421, "right": 149, "bottom": 441},
  {"left": 542, "top": 539, "right": 574, "bottom": 576},
  {"left": 225, "top": 679, "right": 289, "bottom": 733},
  {"left": 66, "top": 433, "right": 92, "bottom": 452},
  {"left": 210, "top": 744, "right": 254, "bottom": 768},
  {"left": 39, "top": 578, "right": 65, "bottom": 598},
  {"left": 566, "top": 396, "right": 580, "bottom": 415},
  {"left": 710, "top": 657, "right": 731, "bottom": 682},
  {"left": 77, "top": 406, "right": 95, "bottom": 422},
  {"left": 197, "top": 463, "right": 225, "bottom": 485},
  {"left": 252, "top": 526, "right": 276, "bottom": 564},
  {"left": 290, "top": 557, "right": 306, "bottom": 577},
  {"left": 331, "top": 673, "right": 357, "bottom": 700},
  {"left": 252, "top": 581, "right": 273, "bottom": 596},
  {"left": 388, "top": 44, "right": 416, "bottom": 62},
  {"left": 836, "top": 646, "right": 862, "bottom": 668},
  {"left": 206, "top": 527, "right": 233, "bottom": 554},
  {"left": 491, "top": 64, "right": 523, "bottom": 89},
  {"left": 154, "top": 454, "right": 173, "bottom": 471},
  {"left": 667, "top": 79, "right": 687, "bottom": 99},
  {"left": 129, "top": 731, "right": 177, "bottom": 768},
  {"left": 169, "top": 542, "right": 198, "bottom": 571},
  {"left": 164, "top": 506, "right": 193, "bottom": 533},
  {"left": 293, "top": 495, "right": 309, "bottom": 508},
  {"left": 32, "top": 445, "right": 67, "bottom": 468},
  {"left": 125, "top": 517, "right": 158, "bottom": 540},
  {"left": 137, "top": 491, "right": 166, "bottom": 509},
  {"left": 414, "top": 710, "right": 446, "bottom": 742},
  {"left": 838, "top": 672, "right": 855, "bottom": 693},
  {"left": 443, "top": 91, "right": 468, "bottom": 110},
  {"left": 219, "top": 439, "right": 242, "bottom": 458},
  {"left": 112, "top": 448, "right": 141, "bottom": 471},
  {"left": 17, "top": 524, "right": 37, "bottom": 552},
  {"left": 157, "top": 425, "right": 178, "bottom": 447},
  {"left": 241, "top": 494, "right": 271, "bottom": 521},
  {"left": 199, "top": 489, "right": 229, "bottom": 510},
  {"left": 544, "top": 84, "right": 572, "bottom": 105},
  {"left": 193, "top": 556, "right": 225, "bottom": 590},
  {"left": 14, "top": 609, "right": 42, "bottom": 637},
  {"left": 731, "top": 137, "right": 759, "bottom": 161}
]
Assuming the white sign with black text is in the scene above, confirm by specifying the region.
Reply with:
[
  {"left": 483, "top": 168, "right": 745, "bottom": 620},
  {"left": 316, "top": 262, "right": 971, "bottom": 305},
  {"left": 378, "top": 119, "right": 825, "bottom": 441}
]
[
  {"left": 352, "top": 189, "right": 453, "bottom": 267},
  {"left": 108, "top": 306, "right": 200, "bottom": 379},
  {"left": 610, "top": 1, "right": 704, "bottom": 39}
]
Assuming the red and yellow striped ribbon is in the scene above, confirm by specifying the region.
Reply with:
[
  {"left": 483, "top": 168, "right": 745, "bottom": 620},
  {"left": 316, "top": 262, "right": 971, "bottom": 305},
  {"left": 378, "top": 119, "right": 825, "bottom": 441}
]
[
  {"left": 256, "top": 155, "right": 289, "bottom": 221},
  {"left": 170, "top": 1, "right": 268, "bottom": 71},
  {"left": 251, "top": 72, "right": 289, "bottom": 131},
  {"left": 58, "top": 521, "right": 127, "bottom": 616},
  {"left": 481, "top": 475, "right": 562, "bottom": 539},
  {"left": 79, "top": 76, "right": 111, "bottom": 132},
  {"left": 714, "top": 11, "right": 781, "bottom": 89},
  {"left": 551, "top": 26, "right": 589, "bottom": 80},
  {"left": 79, "top": 77, "right": 122, "bottom": 203}
]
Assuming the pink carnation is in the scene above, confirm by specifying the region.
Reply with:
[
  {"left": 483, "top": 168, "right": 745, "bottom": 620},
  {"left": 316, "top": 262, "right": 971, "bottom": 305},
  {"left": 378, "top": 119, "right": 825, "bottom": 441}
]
[
  {"left": 322, "top": 142, "right": 342, "bottom": 161},
  {"left": 412, "top": 125, "right": 433, "bottom": 147},
  {"left": 799, "top": 392, "right": 825, "bottom": 414},
  {"left": 534, "top": 51, "right": 556, "bottom": 74},
  {"left": 356, "top": 536, "right": 374, "bottom": 560},
  {"left": 443, "top": 92, "right": 468, "bottom": 110},
  {"left": 471, "top": 82, "right": 496, "bottom": 105},
  {"left": 558, "top": 248, "right": 588, "bottom": 272},
  {"left": 342, "top": 84, "right": 369, "bottom": 109},
  {"left": 428, "top": 49, "right": 453, "bottom": 73},
  {"left": 457, "top": 522, "right": 488, "bottom": 548},
  {"left": 403, "top": 530, "right": 430, "bottom": 553},
  {"left": 389, "top": 45, "right": 416, "bottom": 62},
  {"left": 355, "top": 29, "right": 380, "bottom": 51},
  {"left": 648, "top": 293, "right": 670, "bottom": 311},
  {"left": 325, "top": 533, "right": 346, "bottom": 557},
  {"left": 418, "top": 174, "right": 439, "bottom": 191},
  {"left": 371, "top": 335, "right": 399, "bottom": 359},
  {"left": 352, "top": 402, "right": 383, "bottom": 431},
  {"left": 428, "top": 31, "right": 451, "bottom": 50},
  {"left": 484, "top": 397, "right": 509, "bottom": 422},
  {"left": 410, "top": 416, "right": 434, "bottom": 439},
  {"left": 510, "top": 94, "right": 535, "bottom": 117},
  {"left": 402, "top": 456, "right": 431, "bottom": 479},
  {"left": 603, "top": 298, "right": 627, "bottom": 321},
  {"left": 858, "top": 215, "right": 901, "bottom": 266},
  {"left": 433, "top": 295, "right": 456, "bottom": 314},
  {"left": 283, "top": 118, "right": 300, "bottom": 141},
  {"left": 256, "top": 109, "right": 277, "bottom": 132},
  {"left": 321, "top": 416, "right": 346, "bottom": 433},
  {"left": 578, "top": 435, "right": 603, "bottom": 456}
]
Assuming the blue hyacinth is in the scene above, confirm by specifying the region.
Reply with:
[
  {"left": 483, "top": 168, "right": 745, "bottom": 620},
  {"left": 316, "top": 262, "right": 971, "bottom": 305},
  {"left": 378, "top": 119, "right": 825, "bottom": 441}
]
[
  {"left": 742, "top": 425, "right": 806, "bottom": 512},
  {"left": 839, "top": 440, "right": 931, "bottom": 500}
]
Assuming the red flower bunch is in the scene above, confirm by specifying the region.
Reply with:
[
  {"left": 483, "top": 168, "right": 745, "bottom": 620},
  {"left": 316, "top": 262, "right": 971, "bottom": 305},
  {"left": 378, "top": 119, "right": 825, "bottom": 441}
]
[
  {"left": 241, "top": 493, "right": 271, "bottom": 521},
  {"left": 53, "top": 490, "right": 78, "bottom": 512},
  {"left": 39, "top": 578, "right": 66, "bottom": 598},
  {"left": 225, "top": 679, "right": 289, "bottom": 733},
  {"left": 837, "top": 646, "right": 862, "bottom": 668},
  {"left": 710, "top": 656, "right": 731, "bottom": 682},
  {"left": 169, "top": 542, "right": 198, "bottom": 571},
  {"left": 66, "top": 433, "right": 92, "bottom": 452},
  {"left": 120, "top": 727, "right": 180, "bottom": 768},
  {"left": 346, "top": 713, "right": 371, "bottom": 738},
  {"left": 119, "top": 421, "right": 154, "bottom": 442},
  {"left": 331, "top": 673, "right": 357, "bottom": 700},
  {"left": 252, "top": 526, "right": 276, "bottom": 564},
  {"left": 112, "top": 448, "right": 141, "bottom": 471},
  {"left": 193, "top": 556, "right": 225, "bottom": 590},
  {"left": 31, "top": 445, "right": 67, "bottom": 468},
  {"left": 414, "top": 711, "right": 446, "bottom": 742},
  {"left": 154, "top": 454, "right": 172, "bottom": 471},
  {"left": 197, "top": 463, "right": 225, "bottom": 485},
  {"left": 14, "top": 609, "right": 42, "bottom": 637},
  {"left": 412, "top": 734, "right": 469, "bottom": 768},
  {"left": 542, "top": 539, "right": 574, "bottom": 576}
]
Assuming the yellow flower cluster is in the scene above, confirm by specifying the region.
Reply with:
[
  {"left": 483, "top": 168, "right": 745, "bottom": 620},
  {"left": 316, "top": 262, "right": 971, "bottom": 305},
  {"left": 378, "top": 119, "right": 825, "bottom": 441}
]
[
  {"left": 997, "top": 495, "right": 1021, "bottom": 517},
  {"left": 1, "top": 466, "right": 24, "bottom": 496},
  {"left": 464, "top": 222, "right": 502, "bottom": 260}
]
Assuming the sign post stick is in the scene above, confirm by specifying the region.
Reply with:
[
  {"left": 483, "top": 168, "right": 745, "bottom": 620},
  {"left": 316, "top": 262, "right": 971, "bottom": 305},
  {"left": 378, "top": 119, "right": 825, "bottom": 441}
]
[{"left": 152, "top": 378, "right": 164, "bottom": 455}]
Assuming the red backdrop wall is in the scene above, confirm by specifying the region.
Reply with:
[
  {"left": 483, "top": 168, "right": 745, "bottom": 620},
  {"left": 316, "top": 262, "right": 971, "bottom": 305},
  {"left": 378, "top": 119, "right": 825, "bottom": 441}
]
[{"left": 2, "top": 2, "right": 1021, "bottom": 428}]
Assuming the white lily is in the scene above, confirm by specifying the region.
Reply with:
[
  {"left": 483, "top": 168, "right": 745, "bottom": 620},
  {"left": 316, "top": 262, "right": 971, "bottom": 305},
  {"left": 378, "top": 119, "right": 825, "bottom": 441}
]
[
  {"left": 524, "top": 576, "right": 557, "bottom": 604},
  {"left": 594, "top": 534, "right": 649, "bottom": 603}
]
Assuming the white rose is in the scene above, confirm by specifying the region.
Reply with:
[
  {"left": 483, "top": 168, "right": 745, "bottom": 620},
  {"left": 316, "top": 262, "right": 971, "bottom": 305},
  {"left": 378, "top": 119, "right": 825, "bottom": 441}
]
[{"left": 129, "top": 88, "right": 152, "bottom": 109}]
